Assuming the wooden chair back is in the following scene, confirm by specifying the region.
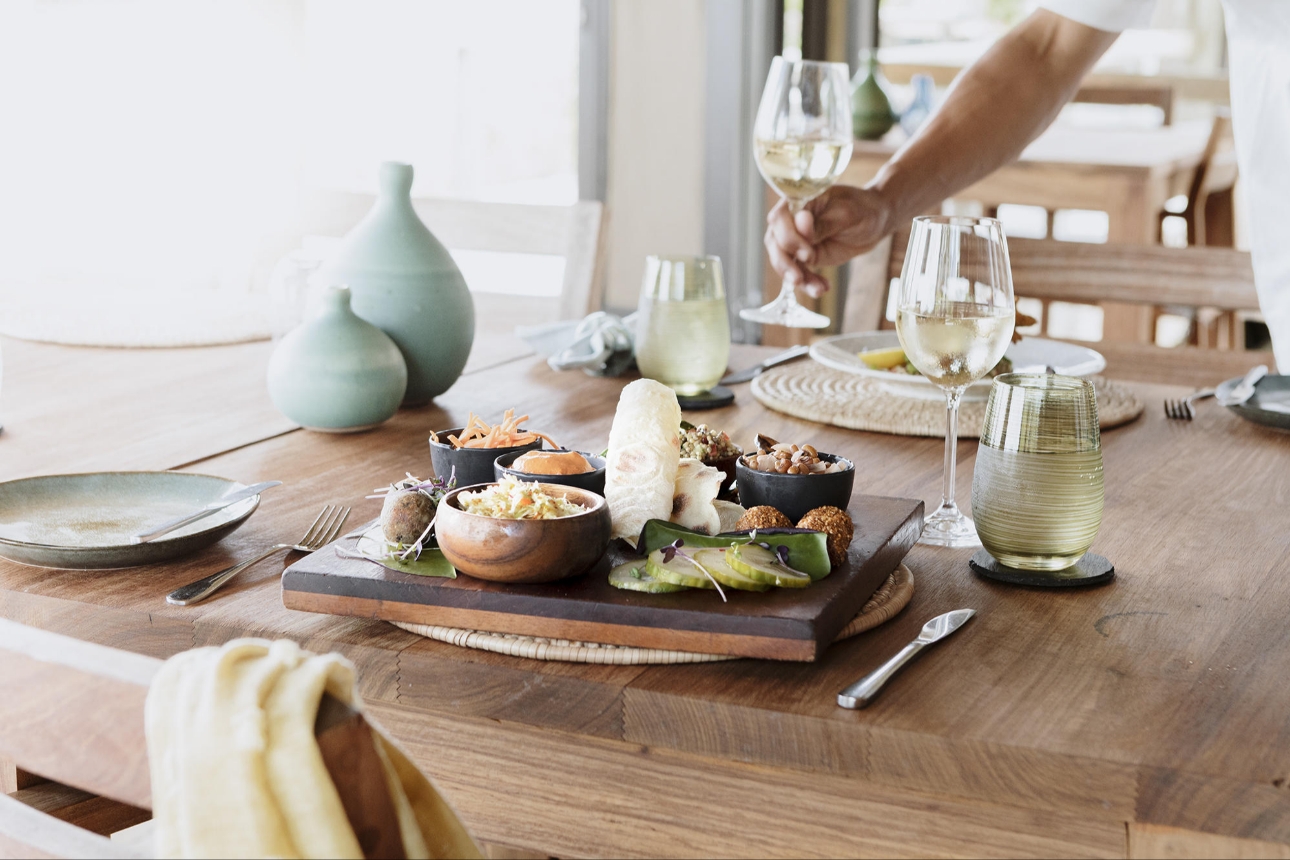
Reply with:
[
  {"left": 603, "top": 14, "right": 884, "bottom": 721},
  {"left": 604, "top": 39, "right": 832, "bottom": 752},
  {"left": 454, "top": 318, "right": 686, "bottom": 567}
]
[
  {"left": 843, "top": 230, "right": 1273, "bottom": 387},
  {"left": 300, "top": 192, "right": 607, "bottom": 321},
  {"left": 0, "top": 620, "right": 417, "bottom": 859},
  {"left": 1072, "top": 84, "right": 1174, "bottom": 125}
]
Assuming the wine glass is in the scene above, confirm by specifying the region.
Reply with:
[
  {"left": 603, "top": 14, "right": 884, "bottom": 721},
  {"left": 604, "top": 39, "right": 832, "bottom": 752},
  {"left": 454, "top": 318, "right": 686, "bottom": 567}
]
[
  {"left": 741, "top": 57, "right": 853, "bottom": 329},
  {"left": 895, "top": 216, "right": 1015, "bottom": 547}
]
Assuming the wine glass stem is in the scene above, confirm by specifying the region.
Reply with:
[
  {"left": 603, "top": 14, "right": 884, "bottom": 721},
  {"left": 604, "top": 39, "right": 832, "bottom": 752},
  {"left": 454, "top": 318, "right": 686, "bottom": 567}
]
[{"left": 940, "top": 388, "right": 963, "bottom": 514}]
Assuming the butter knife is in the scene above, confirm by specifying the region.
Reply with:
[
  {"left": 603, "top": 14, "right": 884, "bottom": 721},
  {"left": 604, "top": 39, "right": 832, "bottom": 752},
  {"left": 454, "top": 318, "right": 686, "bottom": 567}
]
[
  {"left": 719, "top": 345, "right": 810, "bottom": 385},
  {"left": 130, "top": 481, "right": 282, "bottom": 544},
  {"left": 1216, "top": 365, "right": 1269, "bottom": 407},
  {"left": 837, "top": 609, "right": 975, "bottom": 709}
]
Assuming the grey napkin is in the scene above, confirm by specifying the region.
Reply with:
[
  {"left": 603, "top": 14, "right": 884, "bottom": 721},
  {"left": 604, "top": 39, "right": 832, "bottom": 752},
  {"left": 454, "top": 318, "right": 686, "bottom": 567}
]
[{"left": 516, "top": 311, "right": 637, "bottom": 377}]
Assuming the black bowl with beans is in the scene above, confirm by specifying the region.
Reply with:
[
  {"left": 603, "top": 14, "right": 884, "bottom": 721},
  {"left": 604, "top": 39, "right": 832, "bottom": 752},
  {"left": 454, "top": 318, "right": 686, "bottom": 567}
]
[{"left": 735, "top": 451, "right": 855, "bottom": 523}]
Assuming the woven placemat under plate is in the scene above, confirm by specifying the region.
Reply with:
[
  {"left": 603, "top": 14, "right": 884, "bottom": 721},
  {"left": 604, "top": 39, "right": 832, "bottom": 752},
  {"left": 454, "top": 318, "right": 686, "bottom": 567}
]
[
  {"left": 752, "top": 362, "right": 1142, "bottom": 438},
  {"left": 391, "top": 564, "right": 913, "bottom": 665}
]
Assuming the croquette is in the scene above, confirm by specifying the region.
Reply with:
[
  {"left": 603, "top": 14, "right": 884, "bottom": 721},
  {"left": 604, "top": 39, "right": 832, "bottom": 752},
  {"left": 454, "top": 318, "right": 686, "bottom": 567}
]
[
  {"left": 381, "top": 489, "right": 437, "bottom": 544},
  {"left": 735, "top": 505, "right": 793, "bottom": 531},
  {"left": 797, "top": 506, "right": 854, "bottom": 567}
]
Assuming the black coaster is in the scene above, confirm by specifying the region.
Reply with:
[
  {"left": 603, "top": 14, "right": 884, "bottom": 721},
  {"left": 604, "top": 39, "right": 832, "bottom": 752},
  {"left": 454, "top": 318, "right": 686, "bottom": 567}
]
[
  {"left": 677, "top": 385, "right": 735, "bottom": 411},
  {"left": 969, "top": 550, "right": 1114, "bottom": 588}
]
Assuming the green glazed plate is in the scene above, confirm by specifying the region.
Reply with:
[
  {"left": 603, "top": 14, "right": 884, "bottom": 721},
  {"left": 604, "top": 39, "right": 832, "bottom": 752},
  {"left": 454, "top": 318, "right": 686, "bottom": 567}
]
[{"left": 0, "top": 471, "right": 261, "bottom": 569}]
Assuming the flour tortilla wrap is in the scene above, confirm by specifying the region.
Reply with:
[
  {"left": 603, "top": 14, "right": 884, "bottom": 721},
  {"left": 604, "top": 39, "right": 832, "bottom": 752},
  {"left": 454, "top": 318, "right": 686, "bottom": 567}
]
[
  {"left": 605, "top": 379, "right": 682, "bottom": 545},
  {"left": 670, "top": 459, "right": 723, "bottom": 535}
]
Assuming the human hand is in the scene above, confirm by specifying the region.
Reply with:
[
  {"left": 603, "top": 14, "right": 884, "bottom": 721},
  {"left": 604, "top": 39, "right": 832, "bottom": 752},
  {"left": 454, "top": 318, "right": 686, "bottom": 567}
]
[{"left": 764, "top": 185, "right": 895, "bottom": 297}]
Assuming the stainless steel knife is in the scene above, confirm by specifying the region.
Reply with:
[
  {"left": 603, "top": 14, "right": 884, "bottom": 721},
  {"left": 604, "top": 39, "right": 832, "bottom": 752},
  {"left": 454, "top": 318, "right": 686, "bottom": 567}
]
[
  {"left": 1216, "top": 364, "right": 1269, "bottom": 407},
  {"left": 719, "top": 344, "right": 811, "bottom": 385},
  {"left": 837, "top": 609, "right": 975, "bottom": 709},
  {"left": 130, "top": 480, "right": 282, "bottom": 544}
]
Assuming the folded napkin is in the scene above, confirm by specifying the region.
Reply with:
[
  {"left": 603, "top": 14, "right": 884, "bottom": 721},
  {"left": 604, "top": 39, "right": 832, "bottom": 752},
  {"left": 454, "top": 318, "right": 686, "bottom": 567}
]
[
  {"left": 145, "top": 638, "right": 480, "bottom": 860},
  {"left": 516, "top": 311, "right": 636, "bottom": 376}
]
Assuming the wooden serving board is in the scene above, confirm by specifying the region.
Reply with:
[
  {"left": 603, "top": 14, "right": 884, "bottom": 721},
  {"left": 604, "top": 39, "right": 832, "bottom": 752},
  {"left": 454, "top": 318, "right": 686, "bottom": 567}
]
[{"left": 282, "top": 495, "right": 924, "bottom": 661}]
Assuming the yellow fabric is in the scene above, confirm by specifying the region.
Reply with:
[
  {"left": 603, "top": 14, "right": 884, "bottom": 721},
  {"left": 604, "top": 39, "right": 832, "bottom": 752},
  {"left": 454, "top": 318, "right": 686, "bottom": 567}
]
[{"left": 144, "top": 638, "right": 481, "bottom": 860}]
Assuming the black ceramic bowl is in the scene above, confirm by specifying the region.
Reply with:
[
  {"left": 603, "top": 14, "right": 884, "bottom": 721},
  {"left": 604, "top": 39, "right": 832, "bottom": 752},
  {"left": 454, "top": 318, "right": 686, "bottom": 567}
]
[
  {"left": 735, "top": 453, "right": 855, "bottom": 523},
  {"left": 430, "top": 427, "right": 543, "bottom": 488},
  {"left": 493, "top": 450, "right": 607, "bottom": 496}
]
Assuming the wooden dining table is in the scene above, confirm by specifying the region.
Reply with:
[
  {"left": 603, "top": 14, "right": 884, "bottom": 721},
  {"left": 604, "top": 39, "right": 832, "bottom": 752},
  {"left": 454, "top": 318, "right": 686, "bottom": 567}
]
[{"left": 3, "top": 322, "right": 1290, "bottom": 858}]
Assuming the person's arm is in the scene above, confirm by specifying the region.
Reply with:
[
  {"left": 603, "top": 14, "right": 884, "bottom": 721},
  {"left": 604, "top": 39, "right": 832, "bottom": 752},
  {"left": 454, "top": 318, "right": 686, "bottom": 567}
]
[{"left": 767, "top": 9, "right": 1120, "bottom": 296}]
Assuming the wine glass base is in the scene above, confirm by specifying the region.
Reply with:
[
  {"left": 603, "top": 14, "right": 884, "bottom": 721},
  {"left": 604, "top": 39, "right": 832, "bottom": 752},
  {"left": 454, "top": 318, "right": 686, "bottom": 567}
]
[
  {"left": 739, "top": 304, "right": 830, "bottom": 329},
  {"left": 918, "top": 508, "right": 981, "bottom": 548}
]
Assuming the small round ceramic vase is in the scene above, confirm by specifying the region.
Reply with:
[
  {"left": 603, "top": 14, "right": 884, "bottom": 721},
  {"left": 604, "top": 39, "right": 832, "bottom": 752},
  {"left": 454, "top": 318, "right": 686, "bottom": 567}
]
[
  {"left": 267, "top": 286, "right": 407, "bottom": 432},
  {"left": 316, "top": 161, "right": 475, "bottom": 406},
  {"left": 851, "top": 50, "right": 897, "bottom": 141}
]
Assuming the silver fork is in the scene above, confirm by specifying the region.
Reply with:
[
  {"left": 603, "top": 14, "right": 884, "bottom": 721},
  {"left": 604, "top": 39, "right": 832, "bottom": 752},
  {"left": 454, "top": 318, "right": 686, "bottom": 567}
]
[
  {"left": 1164, "top": 389, "right": 1215, "bottom": 421},
  {"left": 167, "top": 505, "right": 350, "bottom": 605}
]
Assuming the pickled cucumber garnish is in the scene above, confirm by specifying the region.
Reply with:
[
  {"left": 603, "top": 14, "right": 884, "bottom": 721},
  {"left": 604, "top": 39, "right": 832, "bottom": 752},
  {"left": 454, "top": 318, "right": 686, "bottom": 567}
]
[
  {"left": 727, "top": 544, "right": 811, "bottom": 588},
  {"left": 691, "top": 548, "right": 771, "bottom": 592},
  {"left": 608, "top": 560, "right": 688, "bottom": 593},
  {"left": 646, "top": 548, "right": 717, "bottom": 589}
]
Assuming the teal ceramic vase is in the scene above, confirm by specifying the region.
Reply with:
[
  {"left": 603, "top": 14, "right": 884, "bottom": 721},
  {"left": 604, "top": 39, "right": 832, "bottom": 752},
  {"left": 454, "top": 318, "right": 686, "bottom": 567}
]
[
  {"left": 267, "top": 286, "right": 407, "bottom": 432},
  {"left": 317, "top": 161, "right": 475, "bottom": 406},
  {"left": 851, "top": 50, "right": 897, "bottom": 141}
]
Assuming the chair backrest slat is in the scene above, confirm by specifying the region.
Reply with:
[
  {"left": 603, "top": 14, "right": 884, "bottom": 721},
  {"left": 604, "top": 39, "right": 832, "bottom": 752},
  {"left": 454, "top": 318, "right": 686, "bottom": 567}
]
[
  {"left": 0, "top": 620, "right": 157, "bottom": 810},
  {"left": 300, "top": 192, "right": 607, "bottom": 320},
  {"left": 883, "top": 231, "right": 1259, "bottom": 311}
]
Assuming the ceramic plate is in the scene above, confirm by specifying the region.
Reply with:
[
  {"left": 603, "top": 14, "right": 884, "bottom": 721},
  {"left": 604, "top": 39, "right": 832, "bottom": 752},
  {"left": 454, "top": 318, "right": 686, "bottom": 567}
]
[
  {"left": 0, "top": 472, "right": 260, "bottom": 569},
  {"left": 1217, "top": 374, "right": 1290, "bottom": 432},
  {"left": 810, "top": 331, "right": 1107, "bottom": 402}
]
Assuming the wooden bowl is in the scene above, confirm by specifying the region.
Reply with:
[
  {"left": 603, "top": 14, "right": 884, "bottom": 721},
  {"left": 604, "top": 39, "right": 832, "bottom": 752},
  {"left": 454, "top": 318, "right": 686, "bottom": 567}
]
[
  {"left": 735, "top": 453, "right": 855, "bottom": 522},
  {"left": 429, "top": 427, "right": 542, "bottom": 488},
  {"left": 435, "top": 483, "right": 612, "bottom": 583}
]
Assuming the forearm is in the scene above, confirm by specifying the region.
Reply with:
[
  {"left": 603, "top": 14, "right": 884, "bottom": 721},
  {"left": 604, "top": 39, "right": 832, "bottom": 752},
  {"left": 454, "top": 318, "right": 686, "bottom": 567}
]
[{"left": 869, "top": 10, "right": 1118, "bottom": 227}]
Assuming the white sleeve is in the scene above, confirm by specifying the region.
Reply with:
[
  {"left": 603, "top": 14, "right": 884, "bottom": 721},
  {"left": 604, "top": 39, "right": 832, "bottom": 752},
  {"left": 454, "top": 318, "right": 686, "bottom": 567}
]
[{"left": 1036, "top": 0, "right": 1156, "bottom": 32}]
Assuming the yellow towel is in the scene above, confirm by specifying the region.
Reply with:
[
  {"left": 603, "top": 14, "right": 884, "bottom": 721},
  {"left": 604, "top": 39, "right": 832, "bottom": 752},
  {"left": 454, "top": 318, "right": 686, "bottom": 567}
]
[{"left": 145, "top": 638, "right": 481, "bottom": 859}]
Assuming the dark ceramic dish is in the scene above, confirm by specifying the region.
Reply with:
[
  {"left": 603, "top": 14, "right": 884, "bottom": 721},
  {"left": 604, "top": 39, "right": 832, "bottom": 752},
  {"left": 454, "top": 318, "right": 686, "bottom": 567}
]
[
  {"left": 704, "top": 451, "right": 741, "bottom": 500},
  {"left": 429, "top": 427, "right": 543, "bottom": 488},
  {"left": 435, "top": 483, "right": 612, "bottom": 583},
  {"left": 735, "top": 453, "right": 855, "bottom": 522},
  {"left": 493, "top": 450, "right": 607, "bottom": 495}
]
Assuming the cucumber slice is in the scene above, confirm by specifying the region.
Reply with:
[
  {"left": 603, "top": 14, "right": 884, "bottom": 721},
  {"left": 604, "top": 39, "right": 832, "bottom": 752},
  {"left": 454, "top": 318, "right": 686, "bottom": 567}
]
[
  {"left": 637, "top": 520, "right": 833, "bottom": 580},
  {"left": 692, "top": 549, "right": 771, "bottom": 592},
  {"left": 727, "top": 544, "right": 812, "bottom": 588},
  {"left": 609, "top": 560, "right": 688, "bottom": 593},
  {"left": 646, "top": 549, "right": 716, "bottom": 589}
]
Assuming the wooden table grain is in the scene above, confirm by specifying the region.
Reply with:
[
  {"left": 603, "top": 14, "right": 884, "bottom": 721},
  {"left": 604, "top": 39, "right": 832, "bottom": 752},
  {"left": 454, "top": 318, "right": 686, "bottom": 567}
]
[{"left": 3, "top": 336, "right": 1290, "bottom": 858}]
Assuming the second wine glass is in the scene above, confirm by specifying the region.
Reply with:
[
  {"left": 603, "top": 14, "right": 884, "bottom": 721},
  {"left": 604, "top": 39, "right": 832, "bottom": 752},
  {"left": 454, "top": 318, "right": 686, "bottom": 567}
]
[
  {"left": 895, "top": 216, "right": 1015, "bottom": 547},
  {"left": 741, "top": 56, "right": 853, "bottom": 330}
]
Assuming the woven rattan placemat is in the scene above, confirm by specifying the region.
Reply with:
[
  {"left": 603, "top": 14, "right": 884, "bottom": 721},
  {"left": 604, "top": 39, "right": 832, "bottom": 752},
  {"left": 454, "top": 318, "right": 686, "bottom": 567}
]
[
  {"left": 392, "top": 564, "right": 914, "bottom": 665},
  {"left": 752, "top": 362, "right": 1143, "bottom": 438}
]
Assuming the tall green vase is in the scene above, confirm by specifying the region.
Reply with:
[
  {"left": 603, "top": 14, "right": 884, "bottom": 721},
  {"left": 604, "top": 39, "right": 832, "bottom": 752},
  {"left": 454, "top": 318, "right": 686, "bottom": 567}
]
[
  {"left": 851, "top": 50, "right": 897, "bottom": 141},
  {"left": 317, "top": 162, "right": 475, "bottom": 406}
]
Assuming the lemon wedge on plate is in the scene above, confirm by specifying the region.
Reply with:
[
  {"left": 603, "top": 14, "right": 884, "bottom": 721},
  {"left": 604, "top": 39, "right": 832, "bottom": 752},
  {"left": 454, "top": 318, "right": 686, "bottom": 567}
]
[{"left": 857, "top": 346, "right": 907, "bottom": 370}]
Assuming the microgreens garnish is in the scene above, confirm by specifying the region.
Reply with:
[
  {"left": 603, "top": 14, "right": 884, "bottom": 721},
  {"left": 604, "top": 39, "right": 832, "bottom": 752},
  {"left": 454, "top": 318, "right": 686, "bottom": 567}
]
[{"left": 661, "top": 538, "right": 726, "bottom": 602}]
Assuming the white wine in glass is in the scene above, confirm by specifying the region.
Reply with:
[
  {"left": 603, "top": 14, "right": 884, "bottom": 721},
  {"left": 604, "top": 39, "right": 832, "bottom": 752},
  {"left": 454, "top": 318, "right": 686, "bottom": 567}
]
[
  {"left": 743, "top": 57, "right": 853, "bottom": 330},
  {"left": 895, "top": 216, "right": 1015, "bottom": 548}
]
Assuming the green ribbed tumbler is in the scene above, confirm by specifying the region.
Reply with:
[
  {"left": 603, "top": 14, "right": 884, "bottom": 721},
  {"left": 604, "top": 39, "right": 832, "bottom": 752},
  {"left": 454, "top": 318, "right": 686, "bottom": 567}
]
[{"left": 971, "top": 374, "right": 1104, "bottom": 571}]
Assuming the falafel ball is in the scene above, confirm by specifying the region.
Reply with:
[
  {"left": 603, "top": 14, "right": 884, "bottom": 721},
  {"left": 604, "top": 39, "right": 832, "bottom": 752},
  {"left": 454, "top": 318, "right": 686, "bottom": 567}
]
[
  {"left": 381, "top": 489, "right": 437, "bottom": 545},
  {"left": 797, "top": 506, "right": 854, "bottom": 567},
  {"left": 735, "top": 505, "right": 793, "bottom": 531}
]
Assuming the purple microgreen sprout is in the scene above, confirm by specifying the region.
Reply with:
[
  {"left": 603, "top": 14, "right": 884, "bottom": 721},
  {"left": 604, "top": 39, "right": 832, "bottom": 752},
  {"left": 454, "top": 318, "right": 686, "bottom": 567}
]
[{"left": 660, "top": 538, "right": 726, "bottom": 602}]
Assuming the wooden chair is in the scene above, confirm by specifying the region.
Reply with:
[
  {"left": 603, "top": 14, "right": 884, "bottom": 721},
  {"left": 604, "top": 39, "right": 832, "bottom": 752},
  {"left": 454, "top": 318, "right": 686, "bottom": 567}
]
[
  {"left": 843, "top": 230, "right": 1274, "bottom": 388},
  {"left": 0, "top": 619, "right": 446, "bottom": 859},
  {"left": 298, "top": 192, "right": 608, "bottom": 323},
  {"left": 1073, "top": 83, "right": 1174, "bottom": 125}
]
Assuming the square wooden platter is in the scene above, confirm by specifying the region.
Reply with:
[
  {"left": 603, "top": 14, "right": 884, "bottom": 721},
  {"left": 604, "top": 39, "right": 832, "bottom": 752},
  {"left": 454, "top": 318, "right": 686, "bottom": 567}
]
[{"left": 281, "top": 495, "right": 924, "bottom": 661}]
